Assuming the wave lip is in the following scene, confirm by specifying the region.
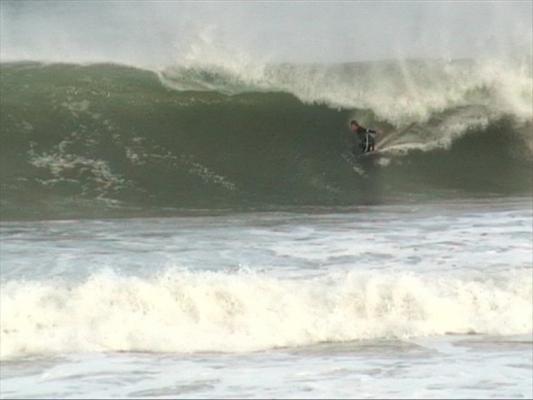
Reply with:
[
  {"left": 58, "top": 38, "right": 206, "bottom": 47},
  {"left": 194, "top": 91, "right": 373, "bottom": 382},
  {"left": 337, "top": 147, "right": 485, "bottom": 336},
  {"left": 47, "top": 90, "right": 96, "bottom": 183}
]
[
  {"left": 1, "top": 270, "right": 531, "bottom": 359},
  {"left": 160, "top": 58, "right": 533, "bottom": 126}
]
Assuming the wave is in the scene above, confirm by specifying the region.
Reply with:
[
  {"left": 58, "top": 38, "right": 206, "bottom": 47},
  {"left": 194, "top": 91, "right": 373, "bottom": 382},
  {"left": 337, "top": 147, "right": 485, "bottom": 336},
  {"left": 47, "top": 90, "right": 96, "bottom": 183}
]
[
  {"left": 0, "top": 61, "right": 531, "bottom": 220},
  {"left": 1, "top": 269, "right": 531, "bottom": 360}
]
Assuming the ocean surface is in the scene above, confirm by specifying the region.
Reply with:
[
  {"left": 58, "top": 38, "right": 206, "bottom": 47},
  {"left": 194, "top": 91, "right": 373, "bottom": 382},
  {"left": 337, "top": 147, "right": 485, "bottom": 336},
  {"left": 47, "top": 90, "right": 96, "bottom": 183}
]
[{"left": 0, "top": 59, "right": 532, "bottom": 399}]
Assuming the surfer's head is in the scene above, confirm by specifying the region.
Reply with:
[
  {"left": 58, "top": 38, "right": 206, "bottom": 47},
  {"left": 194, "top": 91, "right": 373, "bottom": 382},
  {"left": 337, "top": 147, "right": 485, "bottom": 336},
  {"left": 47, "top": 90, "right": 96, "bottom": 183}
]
[{"left": 350, "top": 120, "right": 359, "bottom": 132}]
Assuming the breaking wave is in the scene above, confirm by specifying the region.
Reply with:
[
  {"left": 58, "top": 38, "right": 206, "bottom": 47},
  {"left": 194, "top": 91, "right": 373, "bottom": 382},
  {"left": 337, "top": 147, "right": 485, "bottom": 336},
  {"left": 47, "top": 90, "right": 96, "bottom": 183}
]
[
  {"left": 0, "top": 60, "right": 531, "bottom": 220},
  {"left": 1, "top": 268, "right": 531, "bottom": 359}
]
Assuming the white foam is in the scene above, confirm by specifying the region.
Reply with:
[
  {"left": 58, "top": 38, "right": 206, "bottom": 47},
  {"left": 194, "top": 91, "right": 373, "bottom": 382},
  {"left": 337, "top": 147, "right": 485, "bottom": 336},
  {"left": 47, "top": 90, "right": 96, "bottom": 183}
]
[
  {"left": 1, "top": 269, "right": 531, "bottom": 359},
  {"left": 160, "top": 53, "right": 532, "bottom": 129},
  {"left": 28, "top": 149, "right": 127, "bottom": 195}
]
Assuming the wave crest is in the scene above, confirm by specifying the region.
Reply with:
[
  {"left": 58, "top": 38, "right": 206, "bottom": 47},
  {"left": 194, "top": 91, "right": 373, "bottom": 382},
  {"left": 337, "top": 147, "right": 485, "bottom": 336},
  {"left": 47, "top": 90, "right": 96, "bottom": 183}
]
[{"left": 160, "top": 58, "right": 533, "bottom": 126}]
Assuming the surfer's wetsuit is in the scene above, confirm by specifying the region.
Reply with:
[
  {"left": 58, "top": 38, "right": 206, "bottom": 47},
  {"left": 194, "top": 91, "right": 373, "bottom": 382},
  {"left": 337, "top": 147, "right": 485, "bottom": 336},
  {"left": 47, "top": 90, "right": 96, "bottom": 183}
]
[{"left": 354, "top": 126, "right": 377, "bottom": 154}]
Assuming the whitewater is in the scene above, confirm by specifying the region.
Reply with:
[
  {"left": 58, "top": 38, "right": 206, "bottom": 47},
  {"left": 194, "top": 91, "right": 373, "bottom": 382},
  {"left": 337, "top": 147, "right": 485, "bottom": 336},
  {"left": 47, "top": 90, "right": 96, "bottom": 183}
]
[{"left": 1, "top": 199, "right": 532, "bottom": 398}]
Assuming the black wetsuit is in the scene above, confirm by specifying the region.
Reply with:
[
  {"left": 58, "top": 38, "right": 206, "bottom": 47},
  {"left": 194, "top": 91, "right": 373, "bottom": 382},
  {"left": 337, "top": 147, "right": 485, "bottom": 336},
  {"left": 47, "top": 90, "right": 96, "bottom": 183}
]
[{"left": 353, "top": 126, "right": 377, "bottom": 154}]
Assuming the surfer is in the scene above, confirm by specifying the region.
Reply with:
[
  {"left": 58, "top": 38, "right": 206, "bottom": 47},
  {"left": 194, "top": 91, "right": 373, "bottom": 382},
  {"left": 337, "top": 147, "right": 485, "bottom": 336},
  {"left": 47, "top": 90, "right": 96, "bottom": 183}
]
[{"left": 350, "top": 120, "right": 379, "bottom": 155}]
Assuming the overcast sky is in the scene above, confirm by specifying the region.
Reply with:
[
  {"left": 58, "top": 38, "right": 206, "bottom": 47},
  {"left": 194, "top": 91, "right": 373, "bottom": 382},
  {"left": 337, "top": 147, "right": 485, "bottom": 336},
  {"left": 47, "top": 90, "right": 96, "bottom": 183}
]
[{"left": 1, "top": 1, "right": 531, "bottom": 67}]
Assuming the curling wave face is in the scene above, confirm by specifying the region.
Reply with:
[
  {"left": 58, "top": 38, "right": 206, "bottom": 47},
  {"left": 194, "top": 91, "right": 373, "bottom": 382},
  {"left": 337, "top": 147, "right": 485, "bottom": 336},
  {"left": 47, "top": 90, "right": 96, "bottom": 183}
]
[{"left": 0, "top": 60, "right": 531, "bottom": 220}]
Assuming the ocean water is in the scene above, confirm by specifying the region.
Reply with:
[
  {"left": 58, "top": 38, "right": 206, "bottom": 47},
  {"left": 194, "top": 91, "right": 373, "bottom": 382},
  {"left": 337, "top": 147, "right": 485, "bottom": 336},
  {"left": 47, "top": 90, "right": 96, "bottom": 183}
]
[
  {"left": 1, "top": 199, "right": 532, "bottom": 398},
  {"left": 1, "top": 54, "right": 532, "bottom": 398}
]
